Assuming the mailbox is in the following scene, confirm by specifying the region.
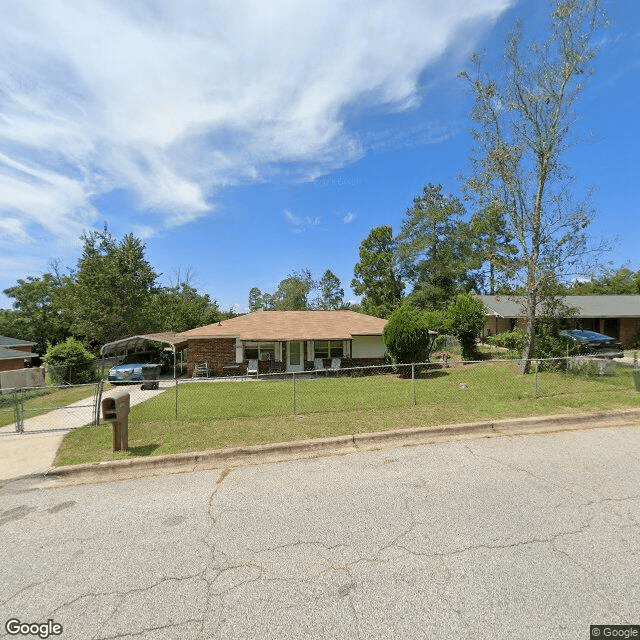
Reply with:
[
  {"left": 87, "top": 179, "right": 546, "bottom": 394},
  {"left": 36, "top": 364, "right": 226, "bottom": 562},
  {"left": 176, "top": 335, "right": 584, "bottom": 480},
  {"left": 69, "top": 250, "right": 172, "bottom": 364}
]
[{"left": 101, "top": 391, "right": 130, "bottom": 451}]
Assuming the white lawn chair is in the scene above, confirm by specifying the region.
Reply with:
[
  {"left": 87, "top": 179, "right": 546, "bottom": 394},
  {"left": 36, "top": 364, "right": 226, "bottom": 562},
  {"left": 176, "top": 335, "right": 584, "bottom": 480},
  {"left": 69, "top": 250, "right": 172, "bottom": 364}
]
[
  {"left": 314, "top": 358, "right": 326, "bottom": 375},
  {"left": 330, "top": 358, "right": 341, "bottom": 372},
  {"left": 246, "top": 359, "right": 259, "bottom": 378},
  {"left": 193, "top": 362, "right": 210, "bottom": 378}
]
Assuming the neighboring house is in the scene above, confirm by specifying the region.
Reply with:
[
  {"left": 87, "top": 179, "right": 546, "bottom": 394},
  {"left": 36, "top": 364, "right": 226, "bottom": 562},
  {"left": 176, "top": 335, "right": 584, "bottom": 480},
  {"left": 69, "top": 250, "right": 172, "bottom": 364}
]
[
  {"left": 0, "top": 336, "right": 38, "bottom": 372},
  {"left": 481, "top": 295, "right": 640, "bottom": 348},
  {"left": 176, "top": 310, "right": 389, "bottom": 376}
]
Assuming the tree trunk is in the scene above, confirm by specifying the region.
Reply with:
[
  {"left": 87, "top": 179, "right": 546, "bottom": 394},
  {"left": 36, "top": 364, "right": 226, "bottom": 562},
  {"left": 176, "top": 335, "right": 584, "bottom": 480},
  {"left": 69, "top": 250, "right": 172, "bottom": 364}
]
[{"left": 517, "top": 290, "right": 536, "bottom": 374}]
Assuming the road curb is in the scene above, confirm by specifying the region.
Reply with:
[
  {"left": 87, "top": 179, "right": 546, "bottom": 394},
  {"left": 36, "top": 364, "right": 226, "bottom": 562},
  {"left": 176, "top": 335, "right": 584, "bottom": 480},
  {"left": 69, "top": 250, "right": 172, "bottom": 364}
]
[{"left": 34, "top": 407, "right": 640, "bottom": 486}]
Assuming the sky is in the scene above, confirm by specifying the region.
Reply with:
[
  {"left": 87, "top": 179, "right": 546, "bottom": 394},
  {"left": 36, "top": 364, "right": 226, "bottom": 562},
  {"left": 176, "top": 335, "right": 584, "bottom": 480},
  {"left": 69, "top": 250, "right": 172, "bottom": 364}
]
[{"left": 1, "top": 0, "right": 639, "bottom": 313}]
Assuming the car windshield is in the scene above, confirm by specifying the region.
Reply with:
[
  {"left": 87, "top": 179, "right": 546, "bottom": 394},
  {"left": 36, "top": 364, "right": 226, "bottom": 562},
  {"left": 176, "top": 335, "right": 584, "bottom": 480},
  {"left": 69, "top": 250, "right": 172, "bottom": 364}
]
[{"left": 121, "top": 352, "right": 157, "bottom": 365}]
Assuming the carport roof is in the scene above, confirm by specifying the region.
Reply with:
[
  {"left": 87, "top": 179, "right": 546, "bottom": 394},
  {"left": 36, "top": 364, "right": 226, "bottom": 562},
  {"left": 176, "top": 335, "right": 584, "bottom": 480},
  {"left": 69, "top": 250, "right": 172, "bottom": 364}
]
[{"left": 99, "top": 332, "right": 188, "bottom": 356}]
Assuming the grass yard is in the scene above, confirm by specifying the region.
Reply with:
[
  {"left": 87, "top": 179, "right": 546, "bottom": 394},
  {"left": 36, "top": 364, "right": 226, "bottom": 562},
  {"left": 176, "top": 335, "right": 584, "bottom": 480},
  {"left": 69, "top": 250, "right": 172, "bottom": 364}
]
[
  {"left": 54, "top": 361, "right": 640, "bottom": 466},
  {"left": 0, "top": 384, "right": 100, "bottom": 428}
]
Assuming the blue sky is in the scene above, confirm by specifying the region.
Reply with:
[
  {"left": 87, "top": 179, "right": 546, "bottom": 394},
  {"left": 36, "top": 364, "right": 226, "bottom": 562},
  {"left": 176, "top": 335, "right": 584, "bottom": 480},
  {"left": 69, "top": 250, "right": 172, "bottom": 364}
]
[{"left": 1, "top": 0, "right": 638, "bottom": 313}]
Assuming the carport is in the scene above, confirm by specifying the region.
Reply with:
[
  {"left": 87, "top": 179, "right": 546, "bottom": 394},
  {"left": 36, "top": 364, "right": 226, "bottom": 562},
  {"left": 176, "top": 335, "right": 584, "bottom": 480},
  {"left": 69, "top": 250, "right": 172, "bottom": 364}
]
[{"left": 99, "top": 332, "right": 188, "bottom": 379}]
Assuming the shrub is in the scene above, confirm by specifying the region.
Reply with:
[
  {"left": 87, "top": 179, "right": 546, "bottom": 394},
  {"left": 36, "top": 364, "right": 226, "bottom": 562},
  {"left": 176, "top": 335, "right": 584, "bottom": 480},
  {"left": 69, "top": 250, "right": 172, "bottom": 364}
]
[
  {"left": 383, "top": 303, "right": 434, "bottom": 365},
  {"left": 487, "top": 329, "right": 525, "bottom": 351},
  {"left": 444, "top": 293, "right": 487, "bottom": 361},
  {"left": 44, "top": 337, "right": 97, "bottom": 385}
]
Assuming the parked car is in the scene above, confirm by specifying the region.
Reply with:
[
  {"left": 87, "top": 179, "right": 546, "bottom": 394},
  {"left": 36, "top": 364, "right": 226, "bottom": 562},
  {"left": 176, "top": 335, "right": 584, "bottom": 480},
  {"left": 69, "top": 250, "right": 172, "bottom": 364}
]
[
  {"left": 558, "top": 329, "right": 624, "bottom": 358},
  {"left": 108, "top": 350, "right": 171, "bottom": 384}
]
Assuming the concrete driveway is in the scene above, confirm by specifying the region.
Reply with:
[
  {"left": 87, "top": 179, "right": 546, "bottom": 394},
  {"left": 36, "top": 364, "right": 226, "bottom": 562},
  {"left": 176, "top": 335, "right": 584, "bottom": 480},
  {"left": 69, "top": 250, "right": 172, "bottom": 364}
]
[{"left": 1, "top": 424, "right": 639, "bottom": 640}]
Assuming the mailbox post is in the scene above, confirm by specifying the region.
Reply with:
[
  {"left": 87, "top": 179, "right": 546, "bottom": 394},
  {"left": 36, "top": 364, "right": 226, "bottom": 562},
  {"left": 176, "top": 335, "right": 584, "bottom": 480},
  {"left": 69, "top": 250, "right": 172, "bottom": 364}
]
[{"left": 101, "top": 391, "right": 130, "bottom": 451}]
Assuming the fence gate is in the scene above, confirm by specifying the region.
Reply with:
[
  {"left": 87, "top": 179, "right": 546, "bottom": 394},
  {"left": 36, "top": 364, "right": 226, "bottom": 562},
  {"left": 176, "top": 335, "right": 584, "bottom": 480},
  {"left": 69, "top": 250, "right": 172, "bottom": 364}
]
[{"left": 0, "top": 382, "right": 102, "bottom": 435}]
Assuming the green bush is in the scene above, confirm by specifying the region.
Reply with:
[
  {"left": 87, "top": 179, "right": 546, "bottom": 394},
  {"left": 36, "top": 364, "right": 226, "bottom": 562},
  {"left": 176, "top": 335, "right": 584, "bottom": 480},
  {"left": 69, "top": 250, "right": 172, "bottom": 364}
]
[
  {"left": 444, "top": 293, "right": 487, "bottom": 361},
  {"left": 383, "top": 303, "right": 434, "bottom": 365},
  {"left": 487, "top": 329, "right": 525, "bottom": 351},
  {"left": 44, "top": 337, "right": 97, "bottom": 385}
]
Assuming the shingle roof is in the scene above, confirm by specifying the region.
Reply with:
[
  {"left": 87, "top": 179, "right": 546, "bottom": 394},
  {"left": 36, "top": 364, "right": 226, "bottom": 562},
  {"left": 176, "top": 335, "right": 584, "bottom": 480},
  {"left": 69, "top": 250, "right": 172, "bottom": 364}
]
[
  {"left": 0, "top": 335, "right": 36, "bottom": 348},
  {"left": 481, "top": 295, "right": 640, "bottom": 318},
  {"left": 0, "top": 346, "right": 37, "bottom": 361},
  {"left": 177, "top": 310, "right": 388, "bottom": 341}
]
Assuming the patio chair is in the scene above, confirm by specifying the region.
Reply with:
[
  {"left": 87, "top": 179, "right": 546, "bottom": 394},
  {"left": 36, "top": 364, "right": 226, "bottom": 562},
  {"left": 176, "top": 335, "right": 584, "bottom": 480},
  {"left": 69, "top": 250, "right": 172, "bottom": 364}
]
[
  {"left": 246, "top": 359, "right": 259, "bottom": 378},
  {"left": 314, "top": 358, "right": 326, "bottom": 375},
  {"left": 330, "top": 358, "right": 341, "bottom": 373},
  {"left": 193, "top": 362, "right": 210, "bottom": 378}
]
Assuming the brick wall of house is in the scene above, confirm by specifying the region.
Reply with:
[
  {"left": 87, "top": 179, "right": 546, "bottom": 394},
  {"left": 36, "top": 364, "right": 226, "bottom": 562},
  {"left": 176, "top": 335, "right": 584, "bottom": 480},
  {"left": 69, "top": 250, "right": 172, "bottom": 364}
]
[
  {"left": 186, "top": 338, "right": 236, "bottom": 376},
  {"left": 620, "top": 318, "right": 640, "bottom": 348},
  {"left": 0, "top": 358, "right": 24, "bottom": 372},
  {"left": 12, "top": 345, "right": 34, "bottom": 353},
  {"left": 483, "top": 317, "right": 511, "bottom": 337}
]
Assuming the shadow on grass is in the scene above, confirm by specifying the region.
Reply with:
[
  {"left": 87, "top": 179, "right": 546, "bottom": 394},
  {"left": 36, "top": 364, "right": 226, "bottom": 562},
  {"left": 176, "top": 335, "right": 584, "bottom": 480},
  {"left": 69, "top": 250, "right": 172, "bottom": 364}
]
[
  {"left": 416, "top": 369, "right": 449, "bottom": 379},
  {"left": 124, "top": 444, "right": 161, "bottom": 457}
]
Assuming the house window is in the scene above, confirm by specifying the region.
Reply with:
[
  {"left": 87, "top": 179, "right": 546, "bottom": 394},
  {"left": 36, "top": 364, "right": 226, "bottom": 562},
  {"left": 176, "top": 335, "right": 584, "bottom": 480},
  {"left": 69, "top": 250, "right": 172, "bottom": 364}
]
[
  {"left": 244, "top": 342, "right": 275, "bottom": 361},
  {"left": 314, "top": 340, "right": 343, "bottom": 359}
]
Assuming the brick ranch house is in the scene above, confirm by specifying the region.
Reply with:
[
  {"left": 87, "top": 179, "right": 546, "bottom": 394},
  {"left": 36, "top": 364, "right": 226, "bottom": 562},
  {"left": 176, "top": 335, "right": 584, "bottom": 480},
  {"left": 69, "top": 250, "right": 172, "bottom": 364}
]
[
  {"left": 481, "top": 295, "right": 640, "bottom": 348},
  {"left": 0, "top": 336, "right": 38, "bottom": 373},
  {"left": 176, "top": 310, "right": 389, "bottom": 377}
]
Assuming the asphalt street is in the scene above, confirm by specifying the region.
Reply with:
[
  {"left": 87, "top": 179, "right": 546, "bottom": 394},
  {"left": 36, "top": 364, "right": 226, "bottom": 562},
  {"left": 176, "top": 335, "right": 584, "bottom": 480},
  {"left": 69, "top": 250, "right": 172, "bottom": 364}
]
[{"left": 1, "top": 425, "right": 639, "bottom": 640}]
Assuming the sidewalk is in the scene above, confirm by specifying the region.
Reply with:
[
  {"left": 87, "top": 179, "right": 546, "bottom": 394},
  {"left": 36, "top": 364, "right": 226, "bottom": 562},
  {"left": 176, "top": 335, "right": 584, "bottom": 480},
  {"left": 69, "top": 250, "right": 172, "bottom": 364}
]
[{"left": 0, "top": 381, "right": 172, "bottom": 481}]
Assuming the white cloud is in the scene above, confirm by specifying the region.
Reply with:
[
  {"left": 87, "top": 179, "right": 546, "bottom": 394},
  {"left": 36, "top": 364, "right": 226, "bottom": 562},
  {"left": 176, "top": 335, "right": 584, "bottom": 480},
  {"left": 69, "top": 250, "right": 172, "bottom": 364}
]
[
  {"left": 284, "top": 209, "right": 321, "bottom": 230},
  {"left": 0, "top": 0, "right": 513, "bottom": 253},
  {"left": 342, "top": 212, "right": 357, "bottom": 224}
]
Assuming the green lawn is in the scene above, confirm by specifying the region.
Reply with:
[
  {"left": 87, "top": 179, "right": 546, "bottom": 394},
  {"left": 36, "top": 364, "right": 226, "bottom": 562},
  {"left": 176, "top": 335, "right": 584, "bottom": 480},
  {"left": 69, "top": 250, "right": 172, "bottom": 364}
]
[
  {"left": 54, "top": 361, "right": 640, "bottom": 466},
  {"left": 0, "top": 384, "right": 101, "bottom": 428}
]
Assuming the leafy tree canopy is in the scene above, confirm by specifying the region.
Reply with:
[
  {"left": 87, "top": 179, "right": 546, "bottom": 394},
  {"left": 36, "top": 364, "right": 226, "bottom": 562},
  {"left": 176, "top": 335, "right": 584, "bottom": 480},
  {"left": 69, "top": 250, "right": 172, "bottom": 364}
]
[
  {"left": 315, "top": 269, "right": 345, "bottom": 310},
  {"left": 351, "top": 225, "right": 404, "bottom": 318},
  {"left": 567, "top": 268, "right": 640, "bottom": 295},
  {"left": 396, "top": 184, "right": 481, "bottom": 311},
  {"left": 1, "top": 268, "right": 71, "bottom": 353},
  {"left": 66, "top": 225, "right": 159, "bottom": 346}
]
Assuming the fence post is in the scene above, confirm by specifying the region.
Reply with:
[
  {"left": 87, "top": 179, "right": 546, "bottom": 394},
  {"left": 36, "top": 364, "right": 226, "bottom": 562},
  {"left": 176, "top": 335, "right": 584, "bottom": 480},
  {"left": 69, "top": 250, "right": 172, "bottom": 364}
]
[
  {"left": 535, "top": 359, "right": 540, "bottom": 394},
  {"left": 411, "top": 364, "right": 416, "bottom": 406},
  {"left": 175, "top": 378, "right": 179, "bottom": 420},
  {"left": 94, "top": 379, "right": 104, "bottom": 426},
  {"left": 292, "top": 372, "right": 297, "bottom": 415},
  {"left": 14, "top": 389, "right": 24, "bottom": 433}
]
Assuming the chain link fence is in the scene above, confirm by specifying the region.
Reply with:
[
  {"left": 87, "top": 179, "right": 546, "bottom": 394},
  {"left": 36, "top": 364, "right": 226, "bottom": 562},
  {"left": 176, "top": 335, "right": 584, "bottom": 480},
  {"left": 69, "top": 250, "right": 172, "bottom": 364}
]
[
  {"left": 2, "top": 355, "right": 638, "bottom": 435},
  {"left": 128, "top": 356, "right": 640, "bottom": 425},
  {"left": 0, "top": 381, "right": 104, "bottom": 434}
]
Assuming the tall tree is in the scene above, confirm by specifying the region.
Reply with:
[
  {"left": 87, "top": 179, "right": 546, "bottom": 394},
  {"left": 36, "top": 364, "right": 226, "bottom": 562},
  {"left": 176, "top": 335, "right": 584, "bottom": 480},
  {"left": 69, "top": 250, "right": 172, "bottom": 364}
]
[
  {"left": 461, "top": 0, "right": 607, "bottom": 373},
  {"left": 567, "top": 267, "right": 640, "bottom": 295},
  {"left": 469, "top": 201, "right": 518, "bottom": 295},
  {"left": 248, "top": 287, "right": 264, "bottom": 312},
  {"left": 351, "top": 225, "right": 404, "bottom": 318},
  {"left": 315, "top": 270, "right": 345, "bottom": 310},
  {"left": 396, "top": 184, "right": 480, "bottom": 310},
  {"left": 268, "top": 269, "right": 316, "bottom": 310},
  {"left": 2, "top": 270, "right": 72, "bottom": 353},
  {"left": 146, "top": 281, "right": 221, "bottom": 332},
  {"left": 67, "top": 225, "right": 158, "bottom": 346}
]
